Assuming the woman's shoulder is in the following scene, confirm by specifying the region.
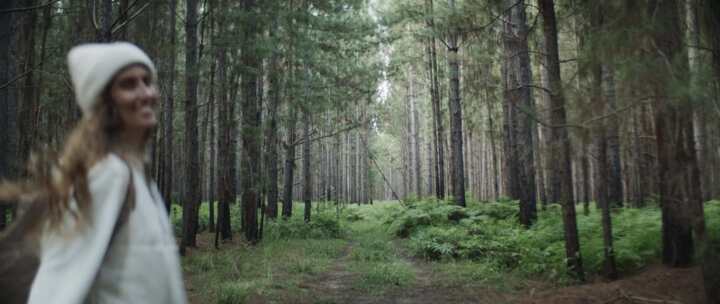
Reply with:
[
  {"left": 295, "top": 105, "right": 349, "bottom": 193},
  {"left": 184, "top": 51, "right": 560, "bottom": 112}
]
[{"left": 87, "top": 153, "right": 131, "bottom": 183}]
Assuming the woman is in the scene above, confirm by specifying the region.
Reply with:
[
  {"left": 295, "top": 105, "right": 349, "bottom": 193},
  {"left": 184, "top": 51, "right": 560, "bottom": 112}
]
[{"left": 0, "top": 42, "right": 186, "bottom": 303}]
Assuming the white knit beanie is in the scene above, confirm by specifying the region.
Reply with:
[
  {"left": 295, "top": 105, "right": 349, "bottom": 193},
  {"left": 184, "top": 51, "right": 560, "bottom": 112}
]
[{"left": 67, "top": 42, "right": 157, "bottom": 116}]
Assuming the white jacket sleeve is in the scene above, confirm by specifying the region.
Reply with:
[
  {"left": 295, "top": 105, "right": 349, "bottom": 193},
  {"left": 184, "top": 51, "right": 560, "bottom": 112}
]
[{"left": 28, "top": 155, "right": 130, "bottom": 304}]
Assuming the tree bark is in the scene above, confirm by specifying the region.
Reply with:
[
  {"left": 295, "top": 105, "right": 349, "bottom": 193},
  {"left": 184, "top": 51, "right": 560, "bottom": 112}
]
[
  {"left": 649, "top": 0, "right": 703, "bottom": 267},
  {"left": 0, "top": 0, "right": 18, "bottom": 230},
  {"left": 97, "top": 0, "right": 112, "bottom": 42},
  {"left": 206, "top": 10, "right": 217, "bottom": 232},
  {"left": 216, "top": 46, "right": 234, "bottom": 240},
  {"left": 484, "top": 69, "right": 500, "bottom": 200},
  {"left": 302, "top": 106, "right": 312, "bottom": 222},
  {"left": 425, "top": 0, "right": 445, "bottom": 200},
  {"left": 181, "top": 0, "right": 201, "bottom": 254},
  {"left": 699, "top": 2, "right": 720, "bottom": 299},
  {"left": 240, "top": 0, "right": 260, "bottom": 243},
  {"left": 410, "top": 66, "right": 422, "bottom": 197},
  {"left": 502, "top": 0, "right": 537, "bottom": 225},
  {"left": 538, "top": 0, "right": 584, "bottom": 280},
  {"left": 589, "top": 3, "right": 617, "bottom": 279},
  {"left": 603, "top": 67, "right": 623, "bottom": 207},
  {"left": 17, "top": 0, "right": 38, "bottom": 176},
  {"left": 282, "top": 105, "right": 297, "bottom": 218},
  {"left": 447, "top": 0, "right": 465, "bottom": 207},
  {"left": 159, "top": 0, "right": 177, "bottom": 213},
  {"left": 265, "top": 16, "right": 282, "bottom": 219},
  {"left": 208, "top": 72, "right": 216, "bottom": 232}
]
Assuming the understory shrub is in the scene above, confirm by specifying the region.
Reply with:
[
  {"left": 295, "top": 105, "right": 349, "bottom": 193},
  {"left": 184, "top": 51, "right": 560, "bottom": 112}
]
[
  {"left": 342, "top": 206, "right": 365, "bottom": 222},
  {"left": 391, "top": 199, "right": 720, "bottom": 280},
  {"left": 264, "top": 212, "right": 344, "bottom": 240}
]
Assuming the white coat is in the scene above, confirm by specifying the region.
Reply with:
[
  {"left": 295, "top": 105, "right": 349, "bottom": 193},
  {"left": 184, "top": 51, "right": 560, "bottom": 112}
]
[{"left": 28, "top": 154, "right": 187, "bottom": 304}]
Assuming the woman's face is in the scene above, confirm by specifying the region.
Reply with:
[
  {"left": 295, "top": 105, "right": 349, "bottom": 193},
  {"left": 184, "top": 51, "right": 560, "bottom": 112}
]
[{"left": 109, "top": 65, "right": 159, "bottom": 133}]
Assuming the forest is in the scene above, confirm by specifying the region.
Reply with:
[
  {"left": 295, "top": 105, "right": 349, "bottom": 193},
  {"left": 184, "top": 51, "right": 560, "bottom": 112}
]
[{"left": 1, "top": 0, "right": 720, "bottom": 303}]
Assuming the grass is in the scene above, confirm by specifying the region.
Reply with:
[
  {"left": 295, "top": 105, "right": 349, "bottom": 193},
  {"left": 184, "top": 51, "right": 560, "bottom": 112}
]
[
  {"left": 179, "top": 202, "right": 348, "bottom": 303},
  {"left": 344, "top": 204, "right": 416, "bottom": 293},
  {"left": 176, "top": 199, "right": 720, "bottom": 303}
]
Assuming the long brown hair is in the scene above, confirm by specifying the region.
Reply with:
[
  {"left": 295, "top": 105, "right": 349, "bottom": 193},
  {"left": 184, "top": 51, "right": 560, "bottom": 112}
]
[{"left": 0, "top": 79, "right": 139, "bottom": 238}]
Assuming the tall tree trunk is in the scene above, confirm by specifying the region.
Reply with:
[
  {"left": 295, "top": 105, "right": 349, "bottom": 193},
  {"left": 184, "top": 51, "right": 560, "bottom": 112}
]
[
  {"left": 631, "top": 106, "right": 645, "bottom": 207},
  {"left": 649, "top": 0, "right": 703, "bottom": 267},
  {"left": 0, "top": 0, "right": 18, "bottom": 230},
  {"left": 240, "top": 0, "right": 260, "bottom": 243},
  {"left": 687, "top": 0, "right": 708, "bottom": 203},
  {"left": 538, "top": 0, "right": 584, "bottom": 280},
  {"left": 531, "top": 32, "right": 548, "bottom": 208},
  {"left": 447, "top": 0, "right": 465, "bottom": 207},
  {"left": 302, "top": 107, "right": 312, "bottom": 222},
  {"left": 116, "top": 0, "right": 129, "bottom": 40},
  {"left": 282, "top": 105, "right": 297, "bottom": 218},
  {"left": 200, "top": 45, "right": 215, "bottom": 233},
  {"left": 208, "top": 72, "right": 216, "bottom": 232},
  {"left": 594, "top": 97, "right": 618, "bottom": 279},
  {"left": 483, "top": 70, "right": 500, "bottom": 200},
  {"left": 425, "top": 0, "right": 445, "bottom": 199},
  {"left": 160, "top": 0, "right": 177, "bottom": 213},
  {"left": 537, "top": 27, "right": 559, "bottom": 204},
  {"left": 581, "top": 147, "right": 590, "bottom": 215},
  {"left": 17, "top": 0, "right": 38, "bottom": 175},
  {"left": 427, "top": 139, "right": 434, "bottom": 196},
  {"left": 181, "top": 0, "right": 201, "bottom": 254},
  {"left": 589, "top": 3, "right": 617, "bottom": 279},
  {"left": 603, "top": 67, "right": 623, "bottom": 207},
  {"left": 216, "top": 47, "right": 233, "bottom": 240},
  {"left": 34, "top": 3, "right": 51, "bottom": 143},
  {"left": 700, "top": 1, "right": 720, "bottom": 299},
  {"left": 265, "top": 17, "right": 282, "bottom": 219},
  {"left": 205, "top": 10, "right": 217, "bottom": 231},
  {"left": 97, "top": 0, "right": 112, "bottom": 42},
  {"left": 409, "top": 66, "right": 422, "bottom": 197},
  {"left": 502, "top": 0, "right": 537, "bottom": 225}
]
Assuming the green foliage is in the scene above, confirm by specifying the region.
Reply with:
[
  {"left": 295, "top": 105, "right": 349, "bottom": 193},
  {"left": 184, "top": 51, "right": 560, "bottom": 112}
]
[
  {"left": 216, "top": 282, "right": 253, "bottom": 304},
  {"left": 287, "top": 257, "right": 321, "bottom": 274},
  {"left": 356, "top": 262, "right": 415, "bottom": 290},
  {"left": 389, "top": 198, "right": 701, "bottom": 281},
  {"left": 345, "top": 202, "right": 417, "bottom": 294},
  {"left": 171, "top": 202, "right": 242, "bottom": 236},
  {"left": 387, "top": 199, "right": 518, "bottom": 238},
  {"left": 706, "top": 201, "right": 720, "bottom": 240},
  {"left": 171, "top": 202, "right": 344, "bottom": 239},
  {"left": 183, "top": 234, "right": 346, "bottom": 303},
  {"left": 265, "top": 211, "right": 345, "bottom": 240},
  {"left": 388, "top": 207, "right": 433, "bottom": 238},
  {"left": 350, "top": 238, "right": 393, "bottom": 262},
  {"left": 341, "top": 205, "right": 365, "bottom": 222}
]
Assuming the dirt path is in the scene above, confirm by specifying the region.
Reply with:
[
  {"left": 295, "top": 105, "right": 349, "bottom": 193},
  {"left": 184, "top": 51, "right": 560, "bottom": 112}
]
[
  {"left": 294, "top": 240, "right": 706, "bottom": 304},
  {"left": 297, "top": 242, "right": 363, "bottom": 303},
  {"left": 297, "top": 240, "right": 511, "bottom": 304}
]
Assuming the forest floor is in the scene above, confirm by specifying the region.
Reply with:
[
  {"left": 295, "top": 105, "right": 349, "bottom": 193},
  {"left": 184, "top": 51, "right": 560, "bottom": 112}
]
[{"left": 180, "top": 202, "right": 707, "bottom": 304}]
